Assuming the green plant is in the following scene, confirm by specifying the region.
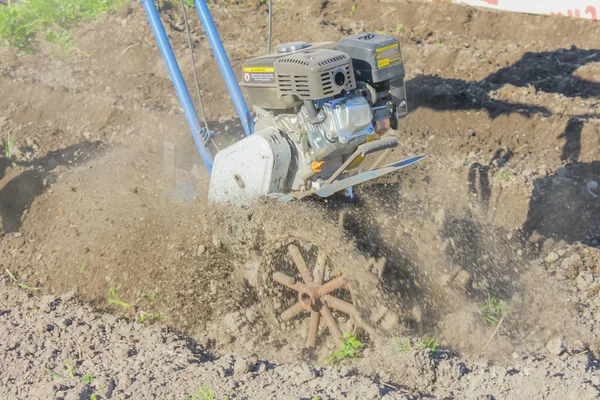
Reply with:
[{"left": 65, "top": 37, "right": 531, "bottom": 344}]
[
  {"left": 47, "top": 369, "right": 68, "bottom": 379},
  {"left": 187, "top": 384, "right": 214, "bottom": 400},
  {"left": 435, "top": 42, "right": 445, "bottom": 48},
  {"left": 65, "top": 359, "right": 75, "bottom": 379},
  {"left": 392, "top": 335, "right": 412, "bottom": 351},
  {"left": 348, "top": 4, "right": 356, "bottom": 17},
  {"left": 0, "top": 0, "right": 125, "bottom": 51},
  {"left": 482, "top": 295, "right": 505, "bottom": 325},
  {"left": 107, "top": 286, "right": 132, "bottom": 309},
  {"left": 391, "top": 333, "right": 439, "bottom": 353},
  {"left": 324, "top": 332, "right": 363, "bottom": 366},
  {"left": 417, "top": 336, "right": 440, "bottom": 352},
  {"left": 496, "top": 171, "right": 513, "bottom": 181},
  {"left": 137, "top": 312, "right": 166, "bottom": 323},
  {"left": 80, "top": 373, "right": 94, "bottom": 384},
  {"left": 4, "top": 133, "right": 16, "bottom": 159},
  {"left": 140, "top": 291, "right": 156, "bottom": 302},
  {"left": 5, "top": 269, "right": 39, "bottom": 291},
  {"left": 396, "top": 23, "right": 404, "bottom": 33}
]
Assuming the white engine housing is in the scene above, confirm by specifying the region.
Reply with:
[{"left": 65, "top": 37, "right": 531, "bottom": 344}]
[{"left": 208, "top": 127, "right": 292, "bottom": 206}]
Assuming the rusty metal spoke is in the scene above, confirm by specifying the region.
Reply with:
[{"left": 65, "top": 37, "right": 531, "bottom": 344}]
[
  {"left": 273, "top": 272, "right": 304, "bottom": 292},
  {"left": 319, "top": 276, "right": 347, "bottom": 296},
  {"left": 320, "top": 304, "right": 343, "bottom": 344},
  {"left": 288, "top": 244, "right": 313, "bottom": 284},
  {"left": 324, "top": 295, "right": 356, "bottom": 316},
  {"left": 281, "top": 301, "right": 306, "bottom": 321},
  {"left": 314, "top": 251, "right": 326, "bottom": 286},
  {"left": 306, "top": 311, "right": 320, "bottom": 348}
]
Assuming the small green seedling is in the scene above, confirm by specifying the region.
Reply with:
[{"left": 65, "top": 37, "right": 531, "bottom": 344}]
[
  {"left": 140, "top": 291, "right": 156, "bottom": 302},
  {"left": 5, "top": 269, "right": 40, "bottom": 291},
  {"left": 348, "top": 4, "right": 357, "bottom": 17},
  {"left": 396, "top": 23, "right": 404, "bottom": 33},
  {"left": 47, "top": 370, "right": 67, "bottom": 379},
  {"left": 496, "top": 171, "right": 513, "bottom": 181},
  {"left": 107, "top": 286, "right": 132, "bottom": 309},
  {"left": 187, "top": 384, "right": 214, "bottom": 400},
  {"left": 324, "top": 332, "right": 363, "bottom": 366},
  {"left": 435, "top": 42, "right": 445, "bottom": 48},
  {"left": 417, "top": 336, "right": 440, "bottom": 352},
  {"left": 4, "top": 133, "right": 16, "bottom": 159},
  {"left": 391, "top": 334, "right": 412, "bottom": 352},
  {"left": 79, "top": 263, "right": 87, "bottom": 273},
  {"left": 65, "top": 359, "right": 74, "bottom": 379},
  {"left": 391, "top": 333, "right": 440, "bottom": 353},
  {"left": 482, "top": 295, "right": 505, "bottom": 325},
  {"left": 137, "top": 312, "right": 166, "bottom": 323},
  {"left": 80, "top": 373, "right": 94, "bottom": 384}
]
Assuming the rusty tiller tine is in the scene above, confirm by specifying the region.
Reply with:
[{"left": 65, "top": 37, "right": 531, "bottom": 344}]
[
  {"left": 307, "top": 311, "right": 320, "bottom": 348},
  {"left": 288, "top": 244, "right": 313, "bottom": 284},
  {"left": 319, "top": 276, "right": 347, "bottom": 296},
  {"left": 314, "top": 251, "right": 326, "bottom": 286},
  {"left": 281, "top": 302, "right": 306, "bottom": 322},
  {"left": 273, "top": 272, "right": 305, "bottom": 292},
  {"left": 320, "top": 304, "right": 343, "bottom": 344}
]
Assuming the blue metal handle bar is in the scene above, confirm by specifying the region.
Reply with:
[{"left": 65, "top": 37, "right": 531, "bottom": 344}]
[
  {"left": 194, "top": 0, "right": 253, "bottom": 136},
  {"left": 140, "top": 0, "right": 214, "bottom": 173}
]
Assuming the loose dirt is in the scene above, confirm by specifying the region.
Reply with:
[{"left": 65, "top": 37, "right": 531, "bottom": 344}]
[{"left": 1, "top": 0, "right": 600, "bottom": 398}]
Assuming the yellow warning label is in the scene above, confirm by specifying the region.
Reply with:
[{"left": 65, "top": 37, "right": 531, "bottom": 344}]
[
  {"left": 243, "top": 67, "right": 275, "bottom": 73},
  {"left": 378, "top": 58, "right": 391, "bottom": 68}
]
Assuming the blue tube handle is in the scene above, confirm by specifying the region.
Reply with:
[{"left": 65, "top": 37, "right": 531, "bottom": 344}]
[{"left": 194, "top": 0, "right": 253, "bottom": 136}]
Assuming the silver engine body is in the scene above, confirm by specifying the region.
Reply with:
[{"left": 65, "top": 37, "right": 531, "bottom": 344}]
[{"left": 208, "top": 33, "right": 409, "bottom": 205}]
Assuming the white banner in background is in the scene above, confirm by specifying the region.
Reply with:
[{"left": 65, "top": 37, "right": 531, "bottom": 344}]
[{"left": 454, "top": 0, "right": 598, "bottom": 20}]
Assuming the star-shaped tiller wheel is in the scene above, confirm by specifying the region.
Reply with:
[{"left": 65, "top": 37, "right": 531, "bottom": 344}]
[{"left": 273, "top": 244, "right": 357, "bottom": 348}]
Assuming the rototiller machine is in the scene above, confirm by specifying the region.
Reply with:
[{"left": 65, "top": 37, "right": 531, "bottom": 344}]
[{"left": 140, "top": 0, "right": 425, "bottom": 349}]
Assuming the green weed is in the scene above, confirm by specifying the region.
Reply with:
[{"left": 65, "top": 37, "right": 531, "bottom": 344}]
[
  {"left": 140, "top": 291, "right": 156, "bottom": 302},
  {"left": 4, "top": 133, "right": 16, "bottom": 159},
  {"left": 391, "top": 333, "right": 440, "bottom": 353},
  {"left": 396, "top": 23, "right": 404, "bottom": 33},
  {"left": 107, "top": 285, "right": 132, "bottom": 309},
  {"left": 65, "top": 359, "right": 75, "bottom": 379},
  {"left": 79, "top": 262, "right": 87, "bottom": 274},
  {"left": 0, "top": 0, "right": 125, "bottom": 51},
  {"left": 417, "top": 336, "right": 440, "bottom": 352},
  {"left": 496, "top": 171, "right": 513, "bottom": 181},
  {"left": 157, "top": 0, "right": 196, "bottom": 9},
  {"left": 435, "top": 42, "right": 445, "bottom": 48},
  {"left": 187, "top": 384, "right": 214, "bottom": 400},
  {"left": 324, "top": 332, "right": 363, "bottom": 366},
  {"left": 80, "top": 373, "right": 94, "bottom": 384},
  {"left": 137, "top": 312, "right": 166, "bottom": 323},
  {"left": 5, "top": 268, "right": 40, "bottom": 291},
  {"left": 47, "top": 369, "right": 68, "bottom": 379},
  {"left": 482, "top": 294, "right": 505, "bottom": 325},
  {"left": 348, "top": 4, "right": 356, "bottom": 17}
]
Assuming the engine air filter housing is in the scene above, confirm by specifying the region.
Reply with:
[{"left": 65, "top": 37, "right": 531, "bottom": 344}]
[{"left": 274, "top": 48, "right": 355, "bottom": 100}]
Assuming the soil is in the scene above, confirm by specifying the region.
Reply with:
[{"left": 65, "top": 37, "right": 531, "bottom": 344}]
[{"left": 1, "top": 0, "right": 600, "bottom": 398}]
